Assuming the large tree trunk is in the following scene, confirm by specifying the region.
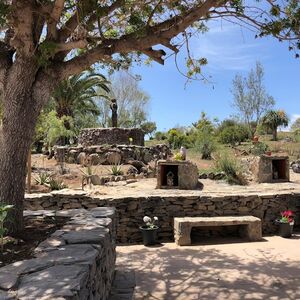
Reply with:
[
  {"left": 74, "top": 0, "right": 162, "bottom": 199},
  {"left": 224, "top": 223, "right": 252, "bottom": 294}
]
[{"left": 0, "top": 59, "right": 48, "bottom": 233}]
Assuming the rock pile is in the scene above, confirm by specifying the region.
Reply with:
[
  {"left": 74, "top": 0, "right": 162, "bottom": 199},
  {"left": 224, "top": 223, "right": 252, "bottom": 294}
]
[
  {"left": 55, "top": 144, "right": 171, "bottom": 166},
  {"left": 78, "top": 127, "right": 145, "bottom": 146}
]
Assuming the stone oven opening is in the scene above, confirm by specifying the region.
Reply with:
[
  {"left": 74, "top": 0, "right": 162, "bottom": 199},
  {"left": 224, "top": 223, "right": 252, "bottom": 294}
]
[
  {"left": 254, "top": 155, "right": 290, "bottom": 183},
  {"left": 160, "top": 164, "right": 179, "bottom": 188},
  {"left": 190, "top": 225, "right": 248, "bottom": 244},
  {"left": 272, "top": 159, "right": 288, "bottom": 180},
  {"left": 156, "top": 160, "right": 199, "bottom": 190}
]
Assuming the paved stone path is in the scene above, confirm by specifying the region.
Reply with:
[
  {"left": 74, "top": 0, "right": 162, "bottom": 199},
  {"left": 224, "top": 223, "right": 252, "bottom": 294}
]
[
  {"left": 109, "top": 270, "right": 136, "bottom": 300},
  {"left": 115, "top": 235, "right": 300, "bottom": 300}
]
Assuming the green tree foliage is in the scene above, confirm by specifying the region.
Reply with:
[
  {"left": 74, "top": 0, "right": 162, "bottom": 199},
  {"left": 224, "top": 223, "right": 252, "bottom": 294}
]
[
  {"left": 1, "top": 0, "right": 300, "bottom": 231},
  {"left": 36, "top": 111, "right": 75, "bottom": 148},
  {"left": 51, "top": 72, "right": 110, "bottom": 130},
  {"left": 194, "top": 127, "right": 217, "bottom": 160},
  {"left": 192, "top": 111, "right": 215, "bottom": 133},
  {"left": 167, "top": 128, "right": 192, "bottom": 149},
  {"left": 261, "top": 109, "right": 289, "bottom": 141},
  {"left": 154, "top": 131, "right": 167, "bottom": 141},
  {"left": 231, "top": 62, "right": 275, "bottom": 137},
  {"left": 217, "top": 119, "right": 249, "bottom": 145},
  {"left": 291, "top": 117, "right": 300, "bottom": 131},
  {"left": 140, "top": 121, "right": 157, "bottom": 138}
]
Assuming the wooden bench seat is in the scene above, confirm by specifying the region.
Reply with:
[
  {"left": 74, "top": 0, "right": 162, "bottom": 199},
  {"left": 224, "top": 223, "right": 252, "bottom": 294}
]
[{"left": 174, "top": 216, "right": 262, "bottom": 246}]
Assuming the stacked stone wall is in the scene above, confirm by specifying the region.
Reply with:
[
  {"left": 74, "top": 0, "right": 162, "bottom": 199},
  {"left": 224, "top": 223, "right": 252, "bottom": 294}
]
[
  {"left": 0, "top": 208, "right": 116, "bottom": 300},
  {"left": 25, "top": 191, "right": 300, "bottom": 244},
  {"left": 78, "top": 128, "right": 145, "bottom": 146},
  {"left": 55, "top": 144, "right": 171, "bottom": 165}
]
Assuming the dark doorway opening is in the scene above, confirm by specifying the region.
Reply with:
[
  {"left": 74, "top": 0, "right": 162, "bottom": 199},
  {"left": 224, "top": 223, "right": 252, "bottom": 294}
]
[
  {"left": 160, "top": 164, "right": 179, "bottom": 187},
  {"left": 272, "top": 159, "right": 287, "bottom": 180}
]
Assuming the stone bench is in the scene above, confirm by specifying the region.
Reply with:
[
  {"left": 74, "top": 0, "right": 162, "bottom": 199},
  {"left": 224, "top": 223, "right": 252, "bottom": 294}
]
[{"left": 174, "top": 216, "right": 262, "bottom": 246}]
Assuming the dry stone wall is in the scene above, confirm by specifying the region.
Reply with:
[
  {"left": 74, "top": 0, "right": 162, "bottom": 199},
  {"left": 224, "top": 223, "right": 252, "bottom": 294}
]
[
  {"left": 0, "top": 208, "right": 116, "bottom": 300},
  {"left": 78, "top": 128, "right": 145, "bottom": 146},
  {"left": 24, "top": 191, "right": 300, "bottom": 244},
  {"left": 55, "top": 144, "right": 171, "bottom": 165}
]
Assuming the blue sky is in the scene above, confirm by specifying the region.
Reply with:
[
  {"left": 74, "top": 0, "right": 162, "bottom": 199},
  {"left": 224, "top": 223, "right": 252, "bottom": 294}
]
[{"left": 131, "top": 20, "right": 300, "bottom": 132}]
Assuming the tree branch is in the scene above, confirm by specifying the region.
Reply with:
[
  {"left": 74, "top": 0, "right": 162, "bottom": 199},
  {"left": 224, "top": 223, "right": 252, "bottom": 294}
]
[
  {"left": 56, "top": 0, "right": 225, "bottom": 79},
  {"left": 47, "top": 0, "right": 65, "bottom": 40},
  {"left": 8, "top": 0, "right": 35, "bottom": 56},
  {"left": 142, "top": 48, "right": 166, "bottom": 65}
]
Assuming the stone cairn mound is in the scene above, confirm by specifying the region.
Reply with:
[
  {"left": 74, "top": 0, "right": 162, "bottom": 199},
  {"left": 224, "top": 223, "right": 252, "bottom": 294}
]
[{"left": 55, "top": 144, "right": 171, "bottom": 166}]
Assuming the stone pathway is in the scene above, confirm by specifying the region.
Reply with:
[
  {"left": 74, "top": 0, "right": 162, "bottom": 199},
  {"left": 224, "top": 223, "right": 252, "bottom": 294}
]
[
  {"left": 109, "top": 270, "right": 136, "bottom": 300},
  {"left": 115, "top": 235, "right": 300, "bottom": 300}
]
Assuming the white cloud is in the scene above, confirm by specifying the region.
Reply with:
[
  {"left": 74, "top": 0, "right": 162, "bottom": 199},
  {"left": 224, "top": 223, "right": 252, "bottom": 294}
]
[
  {"left": 194, "top": 20, "right": 267, "bottom": 72},
  {"left": 280, "top": 114, "right": 300, "bottom": 132}
]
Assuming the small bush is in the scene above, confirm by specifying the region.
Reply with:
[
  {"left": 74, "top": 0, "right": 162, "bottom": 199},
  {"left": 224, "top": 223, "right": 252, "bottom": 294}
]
[
  {"left": 167, "top": 128, "right": 193, "bottom": 149},
  {"left": 215, "top": 152, "right": 246, "bottom": 185},
  {"left": 250, "top": 142, "right": 268, "bottom": 156},
  {"left": 35, "top": 172, "right": 51, "bottom": 185},
  {"left": 194, "top": 128, "right": 217, "bottom": 160},
  {"left": 218, "top": 125, "right": 249, "bottom": 145},
  {"left": 174, "top": 152, "right": 184, "bottom": 161},
  {"left": 110, "top": 163, "right": 123, "bottom": 176},
  {"left": 47, "top": 178, "right": 67, "bottom": 190}
]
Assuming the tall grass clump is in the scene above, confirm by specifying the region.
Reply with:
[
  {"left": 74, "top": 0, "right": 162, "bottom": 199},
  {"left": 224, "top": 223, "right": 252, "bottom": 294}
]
[{"left": 215, "top": 152, "right": 246, "bottom": 185}]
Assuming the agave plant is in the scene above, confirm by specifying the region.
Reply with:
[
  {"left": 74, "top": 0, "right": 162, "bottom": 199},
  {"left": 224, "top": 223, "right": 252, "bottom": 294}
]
[
  {"left": 35, "top": 172, "right": 51, "bottom": 185},
  {"left": 47, "top": 178, "right": 67, "bottom": 191},
  {"left": 79, "top": 165, "right": 98, "bottom": 190},
  {"left": 109, "top": 163, "right": 124, "bottom": 176}
]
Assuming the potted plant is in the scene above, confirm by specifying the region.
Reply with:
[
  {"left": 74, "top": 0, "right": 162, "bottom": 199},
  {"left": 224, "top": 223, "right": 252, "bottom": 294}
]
[
  {"left": 140, "top": 216, "right": 159, "bottom": 246},
  {"left": 275, "top": 210, "right": 294, "bottom": 238}
]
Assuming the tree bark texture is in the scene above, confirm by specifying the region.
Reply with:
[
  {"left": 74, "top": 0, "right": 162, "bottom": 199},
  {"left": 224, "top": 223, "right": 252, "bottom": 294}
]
[{"left": 0, "top": 59, "right": 52, "bottom": 232}]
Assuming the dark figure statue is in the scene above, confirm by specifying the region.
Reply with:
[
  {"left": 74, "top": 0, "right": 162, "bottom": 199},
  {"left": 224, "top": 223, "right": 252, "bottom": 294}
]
[{"left": 110, "top": 98, "right": 118, "bottom": 128}]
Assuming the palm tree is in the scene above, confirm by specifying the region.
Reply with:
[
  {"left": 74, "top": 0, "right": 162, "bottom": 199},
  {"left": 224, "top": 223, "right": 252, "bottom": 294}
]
[
  {"left": 261, "top": 110, "right": 289, "bottom": 141},
  {"left": 51, "top": 72, "right": 110, "bottom": 130}
]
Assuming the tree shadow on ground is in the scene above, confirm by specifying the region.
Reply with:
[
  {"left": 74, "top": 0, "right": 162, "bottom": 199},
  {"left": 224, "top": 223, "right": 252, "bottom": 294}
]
[{"left": 117, "top": 239, "right": 300, "bottom": 300}]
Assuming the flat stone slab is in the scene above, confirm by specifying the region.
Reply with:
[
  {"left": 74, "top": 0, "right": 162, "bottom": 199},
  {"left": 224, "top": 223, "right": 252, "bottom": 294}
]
[
  {"left": 174, "top": 216, "right": 262, "bottom": 246},
  {"left": 17, "top": 264, "right": 89, "bottom": 300}
]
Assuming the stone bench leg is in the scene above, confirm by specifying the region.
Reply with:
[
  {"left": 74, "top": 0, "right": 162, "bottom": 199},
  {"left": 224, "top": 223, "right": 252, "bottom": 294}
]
[
  {"left": 246, "top": 221, "right": 262, "bottom": 241},
  {"left": 175, "top": 224, "right": 191, "bottom": 246},
  {"left": 239, "top": 221, "right": 262, "bottom": 241}
]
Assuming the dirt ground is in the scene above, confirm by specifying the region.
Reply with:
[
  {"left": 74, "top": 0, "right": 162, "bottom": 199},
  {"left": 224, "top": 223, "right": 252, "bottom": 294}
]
[
  {"left": 0, "top": 216, "right": 67, "bottom": 268},
  {"left": 116, "top": 235, "right": 300, "bottom": 300},
  {"left": 28, "top": 153, "right": 215, "bottom": 192},
  {"left": 27, "top": 154, "right": 300, "bottom": 197}
]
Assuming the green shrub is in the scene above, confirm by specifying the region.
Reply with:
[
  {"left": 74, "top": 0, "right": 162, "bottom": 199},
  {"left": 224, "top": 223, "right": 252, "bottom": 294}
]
[
  {"left": 174, "top": 152, "right": 184, "bottom": 161},
  {"left": 294, "top": 129, "right": 300, "bottom": 142},
  {"left": 215, "top": 152, "right": 246, "bottom": 185},
  {"left": 167, "top": 128, "right": 192, "bottom": 149},
  {"left": 194, "top": 128, "right": 217, "bottom": 160},
  {"left": 110, "top": 163, "right": 124, "bottom": 176},
  {"left": 218, "top": 125, "right": 249, "bottom": 145},
  {"left": 250, "top": 142, "right": 269, "bottom": 156},
  {"left": 47, "top": 178, "right": 67, "bottom": 190},
  {"left": 35, "top": 172, "right": 51, "bottom": 185},
  {"left": 0, "top": 204, "right": 14, "bottom": 252}
]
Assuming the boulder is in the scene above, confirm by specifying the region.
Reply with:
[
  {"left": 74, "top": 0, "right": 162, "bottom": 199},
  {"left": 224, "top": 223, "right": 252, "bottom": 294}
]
[
  {"left": 106, "top": 152, "right": 121, "bottom": 165},
  {"left": 292, "top": 163, "right": 300, "bottom": 173},
  {"left": 88, "top": 153, "right": 100, "bottom": 165},
  {"left": 77, "top": 152, "right": 86, "bottom": 165}
]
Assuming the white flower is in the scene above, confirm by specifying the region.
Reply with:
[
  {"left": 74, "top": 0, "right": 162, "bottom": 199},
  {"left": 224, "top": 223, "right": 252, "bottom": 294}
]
[
  {"left": 143, "top": 216, "right": 151, "bottom": 223},
  {"left": 153, "top": 216, "right": 158, "bottom": 221}
]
